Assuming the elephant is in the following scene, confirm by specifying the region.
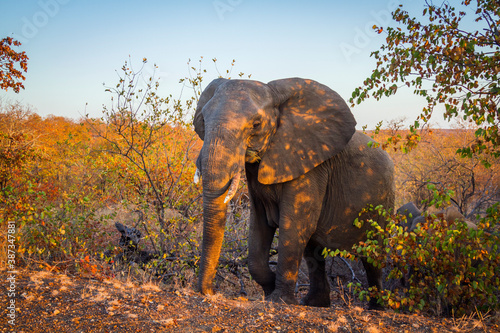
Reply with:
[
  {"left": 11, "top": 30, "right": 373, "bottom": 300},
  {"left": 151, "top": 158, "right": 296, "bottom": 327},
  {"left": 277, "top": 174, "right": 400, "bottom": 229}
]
[
  {"left": 430, "top": 206, "right": 478, "bottom": 231},
  {"left": 396, "top": 203, "right": 478, "bottom": 232},
  {"left": 396, "top": 202, "right": 422, "bottom": 231},
  {"left": 395, "top": 203, "right": 482, "bottom": 289},
  {"left": 193, "top": 77, "right": 395, "bottom": 308}
]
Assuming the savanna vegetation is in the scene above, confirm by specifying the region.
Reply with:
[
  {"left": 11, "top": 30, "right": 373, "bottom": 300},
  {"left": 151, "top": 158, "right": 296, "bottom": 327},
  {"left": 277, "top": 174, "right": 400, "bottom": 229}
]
[
  {"left": 1, "top": 0, "right": 499, "bottom": 329},
  {"left": 1, "top": 64, "right": 499, "bottom": 318},
  {"left": 1, "top": 57, "right": 258, "bottom": 293},
  {"left": 0, "top": 36, "right": 28, "bottom": 93},
  {"left": 338, "top": 0, "right": 500, "bottom": 317}
]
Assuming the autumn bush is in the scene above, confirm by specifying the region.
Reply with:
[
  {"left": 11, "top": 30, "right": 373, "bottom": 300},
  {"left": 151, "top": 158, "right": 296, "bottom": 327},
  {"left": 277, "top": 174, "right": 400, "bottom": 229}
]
[
  {"left": 326, "top": 123, "right": 500, "bottom": 315},
  {"left": 0, "top": 102, "right": 116, "bottom": 270},
  {"left": 326, "top": 186, "right": 500, "bottom": 316},
  {"left": 0, "top": 58, "right": 259, "bottom": 293},
  {"left": 82, "top": 59, "right": 207, "bottom": 285}
]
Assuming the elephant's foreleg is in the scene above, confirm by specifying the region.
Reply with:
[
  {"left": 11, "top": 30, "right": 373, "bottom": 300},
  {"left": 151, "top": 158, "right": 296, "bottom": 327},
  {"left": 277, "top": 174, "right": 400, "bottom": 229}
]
[
  {"left": 266, "top": 174, "right": 326, "bottom": 305},
  {"left": 266, "top": 238, "right": 304, "bottom": 305},
  {"left": 247, "top": 202, "right": 277, "bottom": 296},
  {"left": 267, "top": 218, "right": 314, "bottom": 305},
  {"left": 300, "top": 242, "right": 331, "bottom": 307}
]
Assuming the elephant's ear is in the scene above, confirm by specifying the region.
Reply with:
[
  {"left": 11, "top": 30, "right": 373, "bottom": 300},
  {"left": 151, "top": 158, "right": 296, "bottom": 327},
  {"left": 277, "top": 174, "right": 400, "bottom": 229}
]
[
  {"left": 258, "top": 78, "right": 356, "bottom": 184},
  {"left": 193, "top": 78, "right": 227, "bottom": 141}
]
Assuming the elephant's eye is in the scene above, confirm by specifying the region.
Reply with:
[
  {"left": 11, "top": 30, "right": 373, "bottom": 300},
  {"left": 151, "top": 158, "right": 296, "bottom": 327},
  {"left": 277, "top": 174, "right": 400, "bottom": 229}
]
[{"left": 252, "top": 121, "right": 261, "bottom": 129}]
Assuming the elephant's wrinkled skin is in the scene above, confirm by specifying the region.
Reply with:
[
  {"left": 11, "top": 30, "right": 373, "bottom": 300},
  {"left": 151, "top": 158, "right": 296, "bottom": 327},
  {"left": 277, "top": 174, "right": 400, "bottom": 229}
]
[{"left": 193, "top": 78, "right": 395, "bottom": 308}]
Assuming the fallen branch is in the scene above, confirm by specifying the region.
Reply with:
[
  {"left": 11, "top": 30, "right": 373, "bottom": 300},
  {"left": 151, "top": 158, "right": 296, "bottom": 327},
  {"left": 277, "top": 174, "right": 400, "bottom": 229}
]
[{"left": 338, "top": 257, "right": 362, "bottom": 285}]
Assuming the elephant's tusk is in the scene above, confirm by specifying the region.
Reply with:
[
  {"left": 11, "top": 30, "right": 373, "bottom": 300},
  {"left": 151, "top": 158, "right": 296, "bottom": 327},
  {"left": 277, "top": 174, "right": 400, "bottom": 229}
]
[
  {"left": 194, "top": 168, "right": 201, "bottom": 184},
  {"left": 224, "top": 172, "right": 241, "bottom": 204}
]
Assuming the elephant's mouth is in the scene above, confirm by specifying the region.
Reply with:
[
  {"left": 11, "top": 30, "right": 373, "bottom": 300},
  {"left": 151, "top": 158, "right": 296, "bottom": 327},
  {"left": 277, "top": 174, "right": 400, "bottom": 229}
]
[
  {"left": 193, "top": 166, "right": 242, "bottom": 204},
  {"left": 245, "top": 148, "right": 261, "bottom": 163}
]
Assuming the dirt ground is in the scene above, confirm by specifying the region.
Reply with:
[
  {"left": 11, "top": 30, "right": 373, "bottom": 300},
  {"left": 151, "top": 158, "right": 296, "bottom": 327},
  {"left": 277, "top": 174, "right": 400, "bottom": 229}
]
[{"left": 1, "top": 269, "right": 499, "bottom": 333}]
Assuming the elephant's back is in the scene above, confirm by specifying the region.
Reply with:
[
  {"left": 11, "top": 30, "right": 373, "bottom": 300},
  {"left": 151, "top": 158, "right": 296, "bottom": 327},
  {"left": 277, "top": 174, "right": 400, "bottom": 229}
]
[
  {"left": 333, "top": 131, "right": 394, "bottom": 191},
  {"left": 345, "top": 131, "right": 394, "bottom": 167}
]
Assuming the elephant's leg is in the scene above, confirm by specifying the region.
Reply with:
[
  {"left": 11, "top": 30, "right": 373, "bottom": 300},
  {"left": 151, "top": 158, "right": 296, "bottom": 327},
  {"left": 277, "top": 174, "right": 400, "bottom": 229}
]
[
  {"left": 300, "top": 241, "right": 331, "bottom": 307},
  {"left": 266, "top": 172, "right": 326, "bottom": 305},
  {"left": 361, "top": 257, "right": 384, "bottom": 310},
  {"left": 265, "top": 229, "right": 306, "bottom": 305},
  {"left": 247, "top": 201, "right": 277, "bottom": 296},
  {"left": 266, "top": 209, "right": 320, "bottom": 304}
]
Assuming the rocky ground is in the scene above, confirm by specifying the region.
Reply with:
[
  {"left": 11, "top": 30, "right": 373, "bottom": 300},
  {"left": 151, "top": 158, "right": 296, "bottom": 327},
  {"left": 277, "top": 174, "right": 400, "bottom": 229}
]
[{"left": 1, "top": 269, "right": 499, "bottom": 332}]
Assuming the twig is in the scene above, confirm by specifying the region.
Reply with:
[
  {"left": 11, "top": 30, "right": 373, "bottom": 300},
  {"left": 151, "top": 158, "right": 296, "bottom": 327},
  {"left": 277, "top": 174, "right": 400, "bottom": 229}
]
[
  {"left": 134, "top": 210, "right": 158, "bottom": 254},
  {"left": 230, "top": 265, "right": 247, "bottom": 296},
  {"left": 339, "top": 257, "right": 362, "bottom": 284}
]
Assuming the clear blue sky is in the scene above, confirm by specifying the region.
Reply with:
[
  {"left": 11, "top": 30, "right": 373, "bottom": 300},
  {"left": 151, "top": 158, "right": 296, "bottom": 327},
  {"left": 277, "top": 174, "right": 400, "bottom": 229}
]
[{"left": 1, "top": 0, "right": 438, "bottom": 129}]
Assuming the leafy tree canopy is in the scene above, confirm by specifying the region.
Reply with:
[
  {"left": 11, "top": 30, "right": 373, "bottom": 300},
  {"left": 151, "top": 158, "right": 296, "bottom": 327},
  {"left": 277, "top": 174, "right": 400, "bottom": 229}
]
[
  {"left": 0, "top": 37, "right": 28, "bottom": 93},
  {"left": 351, "top": 0, "right": 500, "bottom": 160}
]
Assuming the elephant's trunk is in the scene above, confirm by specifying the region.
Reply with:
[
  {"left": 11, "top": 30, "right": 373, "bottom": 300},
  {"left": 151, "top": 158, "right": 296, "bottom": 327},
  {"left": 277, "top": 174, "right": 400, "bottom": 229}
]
[
  {"left": 198, "top": 194, "right": 228, "bottom": 294},
  {"left": 197, "top": 134, "right": 244, "bottom": 294}
]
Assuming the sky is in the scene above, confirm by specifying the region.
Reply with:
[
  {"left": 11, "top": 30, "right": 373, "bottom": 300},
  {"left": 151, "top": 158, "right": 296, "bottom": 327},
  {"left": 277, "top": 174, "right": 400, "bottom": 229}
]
[{"left": 1, "top": 0, "right": 443, "bottom": 129}]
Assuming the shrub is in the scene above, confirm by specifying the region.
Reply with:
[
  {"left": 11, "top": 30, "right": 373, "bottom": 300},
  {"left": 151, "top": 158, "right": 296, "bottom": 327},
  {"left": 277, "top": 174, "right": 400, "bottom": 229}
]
[
  {"left": 0, "top": 57, "right": 259, "bottom": 290},
  {"left": 325, "top": 194, "right": 500, "bottom": 316}
]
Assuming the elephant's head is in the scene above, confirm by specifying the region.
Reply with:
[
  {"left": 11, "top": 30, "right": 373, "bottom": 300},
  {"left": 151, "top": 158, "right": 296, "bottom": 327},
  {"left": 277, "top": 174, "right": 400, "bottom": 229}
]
[
  {"left": 193, "top": 78, "right": 356, "bottom": 294},
  {"left": 396, "top": 202, "right": 422, "bottom": 230}
]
